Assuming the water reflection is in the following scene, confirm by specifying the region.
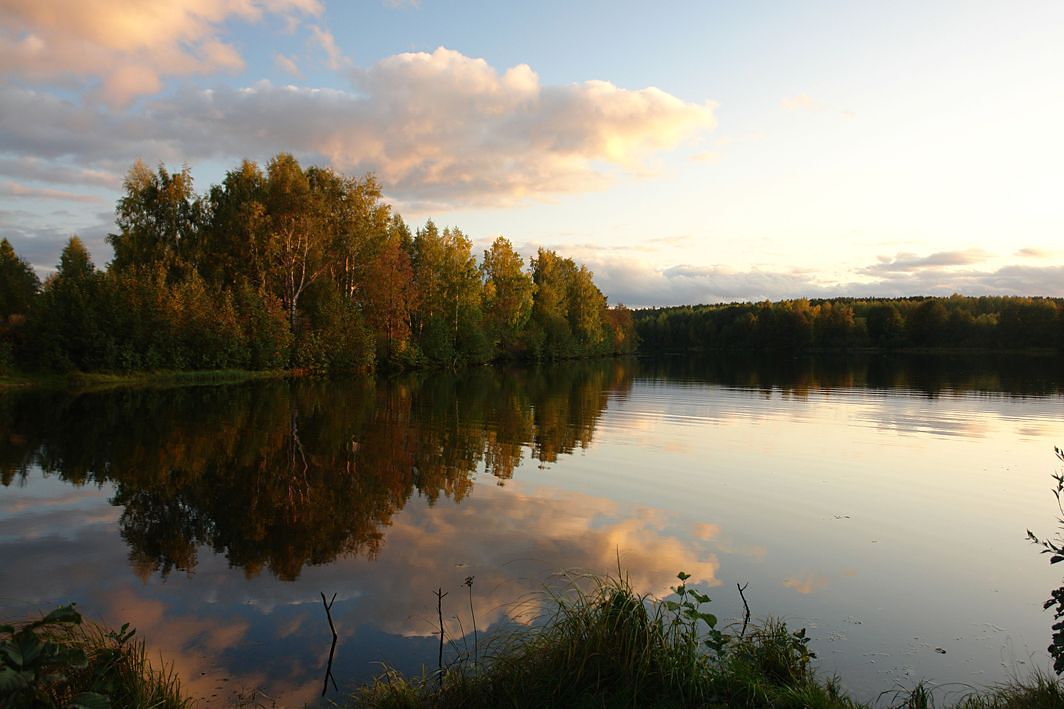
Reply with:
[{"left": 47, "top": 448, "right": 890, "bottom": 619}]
[
  {"left": 1, "top": 354, "right": 1063, "bottom": 703},
  {"left": 1, "top": 361, "right": 634, "bottom": 581},
  {"left": 643, "top": 352, "right": 1064, "bottom": 397}
]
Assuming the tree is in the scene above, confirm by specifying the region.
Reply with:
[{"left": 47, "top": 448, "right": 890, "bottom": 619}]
[
  {"left": 202, "top": 159, "right": 269, "bottom": 288},
  {"left": 530, "top": 248, "right": 575, "bottom": 357},
  {"left": 412, "top": 222, "right": 485, "bottom": 363},
  {"left": 481, "top": 237, "right": 535, "bottom": 354},
  {"left": 109, "top": 160, "right": 204, "bottom": 278},
  {"left": 30, "top": 237, "right": 104, "bottom": 370},
  {"left": 264, "top": 153, "right": 331, "bottom": 331},
  {"left": 0, "top": 238, "right": 40, "bottom": 321}
]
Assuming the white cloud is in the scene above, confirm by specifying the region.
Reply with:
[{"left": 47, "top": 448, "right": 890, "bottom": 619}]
[
  {"left": 0, "top": 0, "right": 322, "bottom": 104},
  {"left": 0, "top": 47, "right": 717, "bottom": 208},
  {"left": 548, "top": 247, "right": 1064, "bottom": 307}
]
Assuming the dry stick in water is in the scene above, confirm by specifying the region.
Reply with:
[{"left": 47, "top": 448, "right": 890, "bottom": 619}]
[
  {"left": 320, "top": 592, "right": 339, "bottom": 697},
  {"left": 737, "top": 582, "right": 751, "bottom": 639},
  {"left": 435, "top": 587, "right": 448, "bottom": 687}
]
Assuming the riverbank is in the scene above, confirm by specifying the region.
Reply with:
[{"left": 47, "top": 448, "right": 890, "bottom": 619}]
[
  {"left": 0, "top": 367, "right": 295, "bottom": 392},
  {"left": 7, "top": 574, "right": 1062, "bottom": 708}
]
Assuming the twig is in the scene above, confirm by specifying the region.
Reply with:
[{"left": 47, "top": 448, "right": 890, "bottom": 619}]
[
  {"left": 320, "top": 592, "right": 338, "bottom": 697},
  {"left": 737, "top": 582, "right": 751, "bottom": 639}
]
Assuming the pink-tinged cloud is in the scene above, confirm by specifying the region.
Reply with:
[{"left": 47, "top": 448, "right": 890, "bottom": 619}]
[
  {"left": 0, "top": 46, "right": 717, "bottom": 207},
  {"left": 782, "top": 572, "right": 829, "bottom": 595},
  {"left": 0, "top": 0, "right": 322, "bottom": 104},
  {"left": 2, "top": 180, "right": 104, "bottom": 203}
]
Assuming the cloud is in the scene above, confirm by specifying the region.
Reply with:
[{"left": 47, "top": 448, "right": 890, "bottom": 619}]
[
  {"left": 1016, "top": 247, "right": 1052, "bottom": 259},
  {"left": 550, "top": 248, "right": 1064, "bottom": 307},
  {"left": 860, "top": 249, "right": 991, "bottom": 274},
  {"left": 782, "top": 572, "right": 829, "bottom": 595},
  {"left": 274, "top": 52, "right": 302, "bottom": 78},
  {"left": 0, "top": 0, "right": 322, "bottom": 105},
  {"left": 309, "top": 24, "right": 348, "bottom": 70},
  {"left": 0, "top": 48, "right": 716, "bottom": 209},
  {"left": 1, "top": 180, "right": 104, "bottom": 203},
  {"left": 0, "top": 157, "right": 122, "bottom": 188}
]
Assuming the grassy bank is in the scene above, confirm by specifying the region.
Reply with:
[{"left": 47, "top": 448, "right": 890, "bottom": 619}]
[
  {"left": 0, "top": 367, "right": 294, "bottom": 392},
  {"left": 7, "top": 576, "right": 1064, "bottom": 707},
  {"left": 0, "top": 605, "right": 188, "bottom": 709},
  {"left": 351, "top": 572, "right": 1064, "bottom": 709}
]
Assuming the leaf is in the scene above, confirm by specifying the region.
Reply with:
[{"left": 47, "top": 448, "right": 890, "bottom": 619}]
[
  {"left": 0, "top": 665, "right": 33, "bottom": 693},
  {"left": 699, "top": 612, "right": 718, "bottom": 627},
  {"left": 689, "top": 590, "right": 711, "bottom": 604},
  {"left": 676, "top": 572, "right": 691, "bottom": 581},
  {"left": 28, "top": 604, "right": 82, "bottom": 630},
  {"left": 70, "top": 691, "right": 112, "bottom": 709},
  {"left": 1052, "top": 555, "right": 1064, "bottom": 564}
]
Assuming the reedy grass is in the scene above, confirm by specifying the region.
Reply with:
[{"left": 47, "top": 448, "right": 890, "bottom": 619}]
[
  {"left": 351, "top": 571, "right": 858, "bottom": 708},
  {"left": 1, "top": 608, "right": 190, "bottom": 709}
]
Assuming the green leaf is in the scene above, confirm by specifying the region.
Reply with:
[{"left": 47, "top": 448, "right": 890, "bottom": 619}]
[
  {"left": 699, "top": 612, "right": 718, "bottom": 627},
  {"left": 71, "top": 691, "right": 112, "bottom": 709},
  {"left": 39, "top": 604, "right": 82, "bottom": 626},
  {"left": 0, "top": 665, "right": 33, "bottom": 693},
  {"left": 676, "top": 572, "right": 691, "bottom": 581},
  {"left": 689, "top": 590, "right": 711, "bottom": 604},
  {"left": 663, "top": 601, "right": 680, "bottom": 611},
  {"left": 0, "top": 624, "right": 14, "bottom": 634}
]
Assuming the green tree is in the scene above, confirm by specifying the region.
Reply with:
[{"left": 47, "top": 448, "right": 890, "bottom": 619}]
[
  {"left": 481, "top": 236, "right": 535, "bottom": 355},
  {"left": 0, "top": 238, "right": 39, "bottom": 321},
  {"left": 109, "top": 161, "right": 204, "bottom": 278},
  {"left": 412, "top": 222, "right": 485, "bottom": 363}
]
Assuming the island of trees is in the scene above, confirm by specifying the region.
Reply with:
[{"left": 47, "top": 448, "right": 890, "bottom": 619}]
[
  {"left": 0, "top": 154, "right": 636, "bottom": 375},
  {"left": 635, "top": 296, "right": 1064, "bottom": 353}
]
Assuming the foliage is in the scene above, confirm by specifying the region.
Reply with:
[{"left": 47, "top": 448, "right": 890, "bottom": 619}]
[
  {"left": 635, "top": 296, "right": 1064, "bottom": 354},
  {"left": 0, "top": 604, "right": 188, "bottom": 709},
  {"left": 1026, "top": 446, "right": 1064, "bottom": 675},
  {"left": 8, "top": 155, "right": 634, "bottom": 374}
]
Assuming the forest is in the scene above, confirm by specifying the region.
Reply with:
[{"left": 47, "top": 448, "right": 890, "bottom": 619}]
[
  {"left": 635, "top": 296, "right": 1064, "bottom": 353},
  {"left": 0, "top": 154, "right": 636, "bottom": 374}
]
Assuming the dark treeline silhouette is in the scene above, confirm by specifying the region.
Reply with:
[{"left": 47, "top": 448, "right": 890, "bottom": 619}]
[
  {"left": 0, "top": 155, "right": 636, "bottom": 374},
  {"left": 635, "top": 296, "right": 1064, "bottom": 353},
  {"left": 0, "top": 360, "right": 634, "bottom": 581}
]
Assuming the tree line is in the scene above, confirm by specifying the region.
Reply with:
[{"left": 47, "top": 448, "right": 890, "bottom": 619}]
[
  {"left": 0, "top": 154, "right": 636, "bottom": 374},
  {"left": 635, "top": 296, "right": 1064, "bottom": 353}
]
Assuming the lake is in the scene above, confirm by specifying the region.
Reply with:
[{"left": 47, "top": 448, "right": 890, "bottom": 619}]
[{"left": 2, "top": 354, "right": 1063, "bottom": 705}]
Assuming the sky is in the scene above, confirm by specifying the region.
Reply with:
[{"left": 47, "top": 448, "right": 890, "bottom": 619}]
[{"left": 1, "top": 0, "right": 1062, "bottom": 306}]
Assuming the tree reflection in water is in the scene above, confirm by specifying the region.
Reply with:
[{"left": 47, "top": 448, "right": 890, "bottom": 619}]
[{"left": 0, "top": 360, "right": 634, "bottom": 581}]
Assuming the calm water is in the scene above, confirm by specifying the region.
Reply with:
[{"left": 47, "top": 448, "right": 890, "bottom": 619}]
[{"left": 2, "top": 355, "right": 1063, "bottom": 705}]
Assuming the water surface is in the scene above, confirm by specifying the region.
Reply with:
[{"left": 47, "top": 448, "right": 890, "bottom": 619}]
[{"left": 2, "top": 354, "right": 1062, "bottom": 704}]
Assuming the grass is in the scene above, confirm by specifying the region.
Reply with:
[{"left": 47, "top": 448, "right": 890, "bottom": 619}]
[
  {"left": 6, "top": 577, "right": 1063, "bottom": 707},
  {"left": 0, "top": 367, "right": 295, "bottom": 392},
  {"left": 351, "top": 571, "right": 859, "bottom": 709},
  {"left": 349, "top": 570, "right": 1064, "bottom": 709},
  {"left": 1, "top": 605, "right": 190, "bottom": 709}
]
